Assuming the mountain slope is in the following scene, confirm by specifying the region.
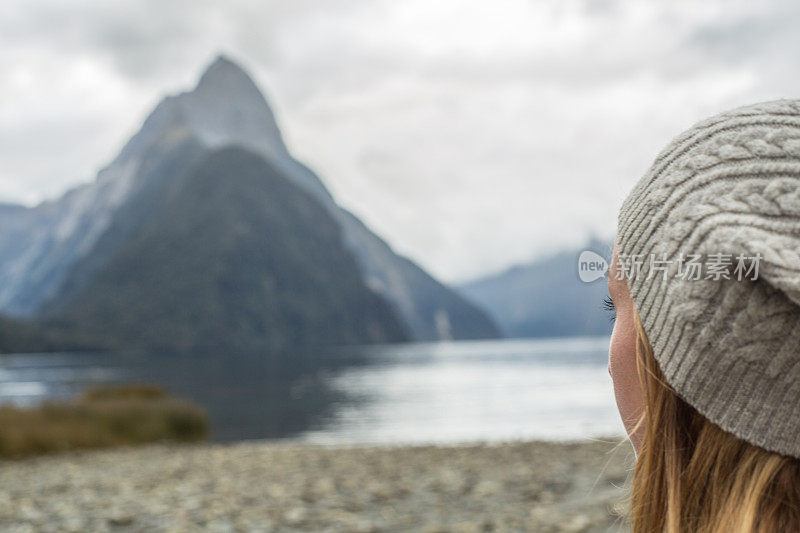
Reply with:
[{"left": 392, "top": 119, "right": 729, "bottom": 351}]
[
  {"left": 0, "top": 55, "right": 498, "bottom": 341},
  {"left": 45, "top": 147, "right": 408, "bottom": 353},
  {"left": 458, "top": 241, "right": 613, "bottom": 338},
  {"left": 50, "top": 132, "right": 209, "bottom": 306},
  {"left": 0, "top": 314, "right": 104, "bottom": 354},
  {"left": 337, "top": 210, "right": 499, "bottom": 340},
  {"left": 0, "top": 158, "right": 141, "bottom": 315}
]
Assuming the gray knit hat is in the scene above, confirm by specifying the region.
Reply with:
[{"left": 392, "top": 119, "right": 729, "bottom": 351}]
[{"left": 617, "top": 99, "right": 800, "bottom": 458}]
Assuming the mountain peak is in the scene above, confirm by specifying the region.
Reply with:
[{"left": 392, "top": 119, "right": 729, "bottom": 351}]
[
  {"left": 207, "top": 54, "right": 240, "bottom": 70},
  {"left": 154, "top": 54, "right": 293, "bottom": 163},
  {"left": 194, "top": 55, "right": 259, "bottom": 95},
  {"left": 104, "top": 53, "right": 293, "bottom": 190}
]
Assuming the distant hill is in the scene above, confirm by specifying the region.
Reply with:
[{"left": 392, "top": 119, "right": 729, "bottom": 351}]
[
  {"left": 0, "top": 55, "right": 498, "bottom": 352},
  {"left": 458, "top": 240, "right": 614, "bottom": 338},
  {"left": 44, "top": 147, "right": 409, "bottom": 354}
]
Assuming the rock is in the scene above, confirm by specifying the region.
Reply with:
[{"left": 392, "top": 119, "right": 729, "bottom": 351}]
[
  {"left": 0, "top": 440, "right": 632, "bottom": 532},
  {"left": 107, "top": 513, "right": 135, "bottom": 527},
  {"left": 283, "top": 506, "right": 307, "bottom": 526}
]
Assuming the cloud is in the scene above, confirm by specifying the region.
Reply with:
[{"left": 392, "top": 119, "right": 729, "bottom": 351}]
[{"left": 0, "top": 0, "right": 798, "bottom": 281}]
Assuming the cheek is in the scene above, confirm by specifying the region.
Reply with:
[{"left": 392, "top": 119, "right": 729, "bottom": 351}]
[
  {"left": 608, "top": 321, "right": 635, "bottom": 387},
  {"left": 608, "top": 310, "right": 645, "bottom": 448}
]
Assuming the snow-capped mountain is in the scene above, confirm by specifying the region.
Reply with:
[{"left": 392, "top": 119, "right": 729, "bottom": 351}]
[{"left": 0, "top": 56, "right": 498, "bottom": 341}]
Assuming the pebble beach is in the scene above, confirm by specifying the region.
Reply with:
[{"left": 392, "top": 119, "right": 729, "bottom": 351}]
[{"left": 0, "top": 439, "right": 632, "bottom": 532}]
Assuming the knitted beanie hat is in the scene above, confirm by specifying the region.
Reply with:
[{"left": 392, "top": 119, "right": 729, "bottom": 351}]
[{"left": 616, "top": 99, "right": 800, "bottom": 458}]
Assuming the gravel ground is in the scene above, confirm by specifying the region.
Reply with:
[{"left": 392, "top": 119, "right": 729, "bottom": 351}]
[{"left": 0, "top": 439, "right": 633, "bottom": 532}]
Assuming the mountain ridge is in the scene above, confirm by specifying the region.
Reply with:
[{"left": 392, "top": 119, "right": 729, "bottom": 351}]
[
  {"left": 44, "top": 146, "right": 409, "bottom": 353},
  {"left": 458, "top": 239, "right": 613, "bottom": 339},
  {"left": 0, "top": 55, "right": 499, "bottom": 344}
]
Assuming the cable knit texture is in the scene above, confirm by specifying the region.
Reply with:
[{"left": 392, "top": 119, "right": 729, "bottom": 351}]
[{"left": 617, "top": 99, "right": 800, "bottom": 458}]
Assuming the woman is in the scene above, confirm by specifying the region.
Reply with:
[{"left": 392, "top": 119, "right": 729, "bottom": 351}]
[{"left": 607, "top": 100, "right": 800, "bottom": 532}]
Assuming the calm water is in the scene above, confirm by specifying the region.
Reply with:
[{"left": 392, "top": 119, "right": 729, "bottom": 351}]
[{"left": 0, "top": 337, "right": 624, "bottom": 444}]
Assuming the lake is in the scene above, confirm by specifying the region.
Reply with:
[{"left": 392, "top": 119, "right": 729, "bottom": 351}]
[{"left": 0, "top": 337, "right": 624, "bottom": 444}]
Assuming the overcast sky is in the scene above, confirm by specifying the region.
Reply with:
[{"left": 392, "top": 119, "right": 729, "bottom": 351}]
[{"left": 1, "top": 0, "right": 799, "bottom": 282}]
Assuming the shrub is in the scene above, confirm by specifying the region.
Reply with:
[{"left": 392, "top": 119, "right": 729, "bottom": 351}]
[{"left": 0, "top": 384, "right": 208, "bottom": 458}]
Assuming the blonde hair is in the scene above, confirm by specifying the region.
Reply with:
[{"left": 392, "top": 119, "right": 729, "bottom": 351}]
[{"left": 629, "top": 311, "right": 800, "bottom": 532}]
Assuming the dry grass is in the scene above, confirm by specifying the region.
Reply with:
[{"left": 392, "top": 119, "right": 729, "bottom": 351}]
[{"left": 0, "top": 384, "right": 207, "bottom": 458}]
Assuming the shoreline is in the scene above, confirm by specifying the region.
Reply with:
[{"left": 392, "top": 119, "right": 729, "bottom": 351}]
[{"left": 0, "top": 438, "right": 633, "bottom": 532}]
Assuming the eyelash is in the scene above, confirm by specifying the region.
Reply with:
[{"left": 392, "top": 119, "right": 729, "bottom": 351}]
[{"left": 602, "top": 296, "right": 616, "bottom": 323}]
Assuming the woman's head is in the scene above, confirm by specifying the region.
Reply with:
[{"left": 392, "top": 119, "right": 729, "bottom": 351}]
[
  {"left": 625, "top": 300, "right": 800, "bottom": 532},
  {"left": 611, "top": 100, "right": 800, "bottom": 531}
]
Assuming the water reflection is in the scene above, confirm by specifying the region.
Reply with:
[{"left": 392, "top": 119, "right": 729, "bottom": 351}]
[{"left": 0, "top": 337, "right": 623, "bottom": 443}]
